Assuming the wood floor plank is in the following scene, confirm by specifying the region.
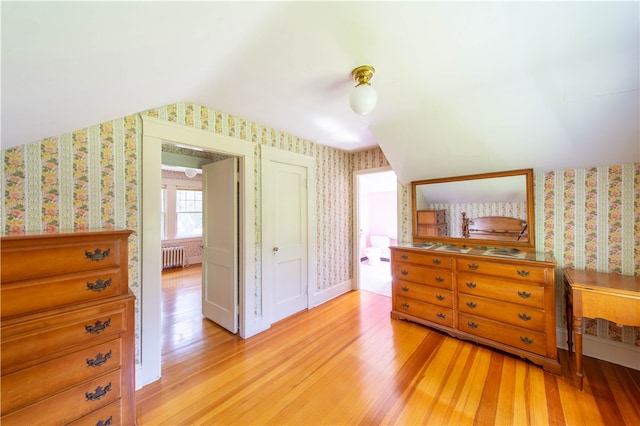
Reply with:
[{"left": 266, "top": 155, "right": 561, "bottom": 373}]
[{"left": 135, "top": 265, "right": 640, "bottom": 425}]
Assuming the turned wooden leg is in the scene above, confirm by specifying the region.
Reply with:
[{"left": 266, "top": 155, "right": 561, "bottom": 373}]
[
  {"left": 566, "top": 292, "right": 573, "bottom": 354},
  {"left": 573, "top": 316, "right": 584, "bottom": 391}
]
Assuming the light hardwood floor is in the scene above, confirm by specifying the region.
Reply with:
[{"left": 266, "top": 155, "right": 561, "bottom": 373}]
[{"left": 136, "top": 265, "right": 640, "bottom": 425}]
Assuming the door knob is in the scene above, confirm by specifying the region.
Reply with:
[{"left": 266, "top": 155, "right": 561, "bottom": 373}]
[{"left": 273, "top": 247, "right": 279, "bottom": 252}]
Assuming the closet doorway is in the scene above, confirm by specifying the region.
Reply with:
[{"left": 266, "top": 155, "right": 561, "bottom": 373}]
[{"left": 354, "top": 168, "right": 398, "bottom": 297}]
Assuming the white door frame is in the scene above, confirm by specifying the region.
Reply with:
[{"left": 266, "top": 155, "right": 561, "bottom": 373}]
[
  {"left": 352, "top": 166, "right": 399, "bottom": 290},
  {"left": 260, "top": 145, "right": 317, "bottom": 322},
  {"left": 140, "top": 116, "right": 262, "bottom": 389}
]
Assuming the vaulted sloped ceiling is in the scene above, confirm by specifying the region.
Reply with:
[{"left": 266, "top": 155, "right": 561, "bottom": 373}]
[{"left": 2, "top": 1, "right": 638, "bottom": 184}]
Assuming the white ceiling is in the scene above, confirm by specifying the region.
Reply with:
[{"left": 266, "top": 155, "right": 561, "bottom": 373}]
[{"left": 2, "top": 1, "right": 638, "bottom": 184}]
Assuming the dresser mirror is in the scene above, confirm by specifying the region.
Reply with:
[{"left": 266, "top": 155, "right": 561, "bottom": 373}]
[{"left": 411, "top": 169, "right": 536, "bottom": 251}]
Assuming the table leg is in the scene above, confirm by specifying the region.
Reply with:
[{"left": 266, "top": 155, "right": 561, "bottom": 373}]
[
  {"left": 566, "top": 291, "right": 573, "bottom": 354},
  {"left": 573, "top": 316, "right": 584, "bottom": 391}
]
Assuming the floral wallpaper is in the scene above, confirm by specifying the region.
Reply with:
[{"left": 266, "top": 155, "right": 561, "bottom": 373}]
[
  {"left": 538, "top": 164, "right": 639, "bottom": 346},
  {"left": 2, "top": 101, "right": 638, "bottom": 365}
]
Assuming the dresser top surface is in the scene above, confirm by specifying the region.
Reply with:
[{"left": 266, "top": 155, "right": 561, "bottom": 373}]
[
  {"left": 1, "top": 228, "right": 132, "bottom": 241},
  {"left": 392, "top": 243, "right": 555, "bottom": 265}
]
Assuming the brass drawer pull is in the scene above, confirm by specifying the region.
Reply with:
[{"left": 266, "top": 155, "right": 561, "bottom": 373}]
[
  {"left": 86, "top": 277, "right": 112, "bottom": 292},
  {"left": 437, "top": 312, "right": 446, "bottom": 319},
  {"left": 401, "top": 286, "right": 409, "bottom": 292},
  {"left": 97, "top": 416, "right": 113, "bottom": 426},
  {"left": 520, "top": 336, "right": 534, "bottom": 345},
  {"left": 85, "top": 318, "right": 111, "bottom": 334},
  {"left": 517, "top": 291, "right": 532, "bottom": 299},
  {"left": 466, "top": 282, "right": 477, "bottom": 289},
  {"left": 402, "top": 303, "right": 410, "bottom": 309},
  {"left": 436, "top": 294, "right": 445, "bottom": 301},
  {"left": 435, "top": 276, "right": 444, "bottom": 283},
  {"left": 517, "top": 270, "right": 530, "bottom": 277},
  {"left": 433, "top": 259, "right": 441, "bottom": 265},
  {"left": 401, "top": 270, "right": 409, "bottom": 276},
  {"left": 468, "top": 264, "right": 479, "bottom": 270},
  {"left": 86, "top": 350, "right": 113, "bottom": 367},
  {"left": 85, "top": 248, "right": 110, "bottom": 261},
  {"left": 401, "top": 254, "right": 408, "bottom": 260},
  {"left": 467, "top": 321, "right": 479, "bottom": 329},
  {"left": 466, "top": 301, "right": 477, "bottom": 308},
  {"left": 518, "top": 313, "right": 532, "bottom": 321},
  {"left": 85, "top": 382, "right": 112, "bottom": 401}
]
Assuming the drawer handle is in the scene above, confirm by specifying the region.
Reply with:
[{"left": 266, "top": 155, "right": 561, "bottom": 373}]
[
  {"left": 517, "top": 291, "right": 532, "bottom": 299},
  {"left": 432, "top": 259, "right": 441, "bottom": 265},
  {"left": 467, "top": 321, "right": 479, "bottom": 329},
  {"left": 401, "top": 254, "right": 408, "bottom": 260},
  {"left": 86, "top": 277, "right": 112, "bottom": 292},
  {"left": 466, "top": 282, "right": 477, "bottom": 289},
  {"left": 517, "top": 270, "right": 530, "bottom": 277},
  {"left": 437, "top": 312, "right": 446, "bottom": 319},
  {"left": 520, "top": 336, "right": 534, "bottom": 345},
  {"left": 402, "top": 303, "right": 410, "bottom": 309},
  {"left": 435, "top": 276, "right": 444, "bottom": 283},
  {"left": 468, "top": 263, "right": 479, "bottom": 270},
  {"left": 85, "top": 382, "right": 112, "bottom": 401},
  {"left": 85, "top": 248, "right": 111, "bottom": 261},
  {"left": 436, "top": 294, "right": 445, "bottom": 301},
  {"left": 518, "top": 313, "right": 532, "bottom": 322},
  {"left": 85, "top": 318, "right": 111, "bottom": 334},
  {"left": 401, "top": 286, "right": 409, "bottom": 292},
  {"left": 466, "top": 301, "right": 477, "bottom": 308},
  {"left": 97, "top": 416, "right": 113, "bottom": 426},
  {"left": 86, "top": 349, "right": 113, "bottom": 367},
  {"left": 401, "top": 270, "right": 409, "bottom": 276}
]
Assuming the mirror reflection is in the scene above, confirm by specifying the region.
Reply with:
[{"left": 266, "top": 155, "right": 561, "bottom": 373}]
[{"left": 411, "top": 169, "right": 535, "bottom": 250}]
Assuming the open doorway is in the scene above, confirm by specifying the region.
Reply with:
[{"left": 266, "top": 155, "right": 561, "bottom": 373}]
[
  {"left": 355, "top": 169, "right": 398, "bottom": 297},
  {"left": 160, "top": 146, "right": 239, "bottom": 354}
]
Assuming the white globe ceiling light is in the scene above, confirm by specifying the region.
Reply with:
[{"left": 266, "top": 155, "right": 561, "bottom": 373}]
[{"left": 349, "top": 65, "right": 377, "bottom": 115}]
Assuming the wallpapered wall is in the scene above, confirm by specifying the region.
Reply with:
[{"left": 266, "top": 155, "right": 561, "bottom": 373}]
[
  {"left": 1, "top": 102, "right": 638, "bottom": 358},
  {"left": 1, "top": 102, "right": 391, "bottom": 365}
]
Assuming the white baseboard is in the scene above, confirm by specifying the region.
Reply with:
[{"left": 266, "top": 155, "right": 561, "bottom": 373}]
[
  {"left": 310, "top": 279, "right": 353, "bottom": 307},
  {"left": 187, "top": 255, "right": 201, "bottom": 266},
  {"left": 557, "top": 327, "right": 640, "bottom": 370}
]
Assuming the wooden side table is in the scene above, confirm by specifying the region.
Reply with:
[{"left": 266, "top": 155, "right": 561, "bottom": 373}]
[{"left": 564, "top": 268, "right": 640, "bottom": 390}]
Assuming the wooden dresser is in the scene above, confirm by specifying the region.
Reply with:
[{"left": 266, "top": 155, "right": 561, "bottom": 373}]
[
  {"left": 416, "top": 210, "right": 447, "bottom": 237},
  {"left": 391, "top": 245, "right": 559, "bottom": 373},
  {"left": 1, "top": 229, "right": 136, "bottom": 425}
]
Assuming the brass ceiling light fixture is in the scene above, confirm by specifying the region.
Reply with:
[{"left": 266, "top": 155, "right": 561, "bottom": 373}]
[{"left": 349, "top": 65, "right": 377, "bottom": 115}]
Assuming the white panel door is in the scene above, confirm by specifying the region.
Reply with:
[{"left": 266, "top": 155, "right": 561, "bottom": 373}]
[
  {"left": 202, "top": 157, "right": 238, "bottom": 333},
  {"left": 267, "top": 161, "right": 308, "bottom": 323}
]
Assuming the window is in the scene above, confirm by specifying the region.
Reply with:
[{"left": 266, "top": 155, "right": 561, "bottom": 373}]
[
  {"left": 161, "top": 173, "right": 202, "bottom": 241},
  {"left": 176, "top": 189, "right": 202, "bottom": 238},
  {"left": 161, "top": 187, "right": 167, "bottom": 240}
]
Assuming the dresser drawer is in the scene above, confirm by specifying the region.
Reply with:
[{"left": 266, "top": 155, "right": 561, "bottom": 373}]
[
  {"left": 67, "top": 399, "right": 122, "bottom": 426},
  {"left": 459, "top": 313, "right": 546, "bottom": 356},
  {"left": 392, "top": 250, "right": 453, "bottom": 270},
  {"left": 1, "top": 339, "right": 122, "bottom": 414},
  {"left": 1, "top": 238, "right": 123, "bottom": 282},
  {"left": 457, "top": 273, "right": 544, "bottom": 308},
  {"left": 396, "top": 296, "right": 453, "bottom": 327},
  {"left": 1, "top": 268, "right": 124, "bottom": 319},
  {"left": 394, "top": 280, "right": 453, "bottom": 308},
  {"left": 1, "top": 370, "right": 121, "bottom": 426},
  {"left": 392, "top": 264, "right": 453, "bottom": 289},
  {"left": 458, "top": 294, "right": 545, "bottom": 331},
  {"left": 457, "top": 259, "right": 549, "bottom": 283},
  {"left": 1, "top": 299, "right": 131, "bottom": 371}
]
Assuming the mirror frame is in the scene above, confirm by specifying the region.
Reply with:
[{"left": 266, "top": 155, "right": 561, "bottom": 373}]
[{"left": 411, "top": 168, "right": 536, "bottom": 251}]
